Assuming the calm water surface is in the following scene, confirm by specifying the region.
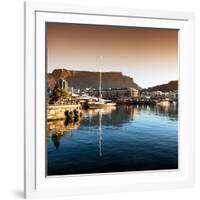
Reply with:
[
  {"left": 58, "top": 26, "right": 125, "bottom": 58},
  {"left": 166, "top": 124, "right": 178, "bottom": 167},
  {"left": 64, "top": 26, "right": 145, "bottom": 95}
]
[{"left": 47, "top": 104, "right": 178, "bottom": 176}]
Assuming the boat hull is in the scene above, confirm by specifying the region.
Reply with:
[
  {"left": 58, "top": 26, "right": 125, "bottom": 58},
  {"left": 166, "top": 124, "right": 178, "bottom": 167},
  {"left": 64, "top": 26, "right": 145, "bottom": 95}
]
[
  {"left": 88, "top": 102, "right": 116, "bottom": 109},
  {"left": 157, "top": 100, "right": 170, "bottom": 106}
]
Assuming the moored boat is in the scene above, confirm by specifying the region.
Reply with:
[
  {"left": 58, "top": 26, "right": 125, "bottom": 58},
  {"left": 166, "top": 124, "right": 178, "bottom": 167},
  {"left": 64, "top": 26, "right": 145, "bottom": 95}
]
[
  {"left": 157, "top": 100, "right": 170, "bottom": 106},
  {"left": 88, "top": 56, "right": 116, "bottom": 109},
  {"left": 88, "top": 99, "right": 116, "bottom": 109}
]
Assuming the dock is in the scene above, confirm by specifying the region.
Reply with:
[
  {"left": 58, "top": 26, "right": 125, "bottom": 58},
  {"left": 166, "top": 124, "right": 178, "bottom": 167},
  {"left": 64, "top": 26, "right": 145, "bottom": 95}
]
[{"left": 48, "top": 104, "right": 81, "bottom": 121}]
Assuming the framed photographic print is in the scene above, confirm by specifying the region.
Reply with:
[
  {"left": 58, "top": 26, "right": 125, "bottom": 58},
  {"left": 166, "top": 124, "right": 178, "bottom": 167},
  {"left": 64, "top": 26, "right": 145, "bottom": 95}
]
[{"left": 24, "top": 1, "right": 195, "bottom": 198}]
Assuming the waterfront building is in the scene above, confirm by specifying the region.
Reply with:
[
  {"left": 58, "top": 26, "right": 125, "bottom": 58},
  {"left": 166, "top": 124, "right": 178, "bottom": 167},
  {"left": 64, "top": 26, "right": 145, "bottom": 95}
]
[
  {"left": 141, "top": 90, "right": 178, "bottom": 101},
  {"left": 90, "top": 87, "right": 139, "bottom": 99},
  {"left": 72, "top": 88, "right": 81, "bottom": 94},
  {"left": 168, "top": 90, "right": 178, "bottom": 100},
  {"left": 151, "top": 90, "right": 163, "bottom": 97},
  {"left": 57, "top": 79, "right": 69, "bottom": 92}
]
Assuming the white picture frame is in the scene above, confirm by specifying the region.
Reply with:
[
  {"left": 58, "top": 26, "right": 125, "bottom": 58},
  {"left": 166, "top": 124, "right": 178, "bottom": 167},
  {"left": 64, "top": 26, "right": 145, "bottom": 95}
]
[{"left": 24, "top": 1, "right": 195, "bottom": 198}]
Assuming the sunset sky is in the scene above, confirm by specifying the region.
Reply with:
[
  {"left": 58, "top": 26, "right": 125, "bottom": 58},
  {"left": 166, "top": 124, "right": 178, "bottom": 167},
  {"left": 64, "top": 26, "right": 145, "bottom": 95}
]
[{"left": 47, "top": 23, "right": 178, "bottom": 88}]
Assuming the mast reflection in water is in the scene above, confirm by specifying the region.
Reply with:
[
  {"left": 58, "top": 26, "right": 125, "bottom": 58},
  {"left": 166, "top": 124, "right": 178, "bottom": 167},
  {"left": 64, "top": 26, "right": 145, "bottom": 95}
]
[{"left": 47, "top": 104, "right": 178, "bottom": 176}]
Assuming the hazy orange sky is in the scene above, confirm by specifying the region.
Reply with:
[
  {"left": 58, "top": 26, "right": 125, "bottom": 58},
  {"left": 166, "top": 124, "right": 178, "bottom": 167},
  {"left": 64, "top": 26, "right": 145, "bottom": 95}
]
[{"left": 47, "top": 23, "right": 178, "bottom": 88}]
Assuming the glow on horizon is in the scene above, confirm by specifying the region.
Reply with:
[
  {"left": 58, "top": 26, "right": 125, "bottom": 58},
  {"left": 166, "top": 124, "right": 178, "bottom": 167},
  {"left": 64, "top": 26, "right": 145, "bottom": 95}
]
[{"left": 47, "top": 23, "right": 178, "bottom": 88}]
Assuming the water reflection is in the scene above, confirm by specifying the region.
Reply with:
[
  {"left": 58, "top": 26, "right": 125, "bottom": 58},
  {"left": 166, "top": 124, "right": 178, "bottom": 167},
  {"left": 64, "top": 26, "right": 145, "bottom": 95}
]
[
  {"left": 51, "top": 134, "right": 61, "bottom": 149},
  {"left": 98, "top": 111, "right": 103, "bottom": 157},
  {"left": 48, "top": 104, "right": 178, "bottom": 150},
  {"left": 48, "top": 104, "right": 178, "bottom": 175},
  {"left": 138, "top": 104, "right": 178, "bottom": 120},
  {"left": 48, "top": 119, "right": 80, "bottom": 136},
  {"left": 81, "top": 105, "right": 140, "bottom": 128}
]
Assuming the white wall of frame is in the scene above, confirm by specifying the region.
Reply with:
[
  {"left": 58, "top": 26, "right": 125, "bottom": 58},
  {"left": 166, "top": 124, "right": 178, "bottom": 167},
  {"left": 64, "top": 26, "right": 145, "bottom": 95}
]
[{"left": 0, "top": 0, "right": 200, "bottom": 200}]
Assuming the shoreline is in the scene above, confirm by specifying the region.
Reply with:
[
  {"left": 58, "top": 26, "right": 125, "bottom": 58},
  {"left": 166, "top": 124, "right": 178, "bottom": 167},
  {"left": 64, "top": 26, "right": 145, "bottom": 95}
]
[{"left": 47, "top": 101, "right": 177, "bottom": 121}]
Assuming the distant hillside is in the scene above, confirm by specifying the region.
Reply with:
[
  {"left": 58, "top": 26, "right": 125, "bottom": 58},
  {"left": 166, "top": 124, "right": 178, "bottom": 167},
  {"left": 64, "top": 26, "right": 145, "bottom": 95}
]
[
  {"left": 48, "top": 68, "right": 142, "bottom": 91},
  {"left": 143, "top": 80, "right": 178, "bottom": 92}
]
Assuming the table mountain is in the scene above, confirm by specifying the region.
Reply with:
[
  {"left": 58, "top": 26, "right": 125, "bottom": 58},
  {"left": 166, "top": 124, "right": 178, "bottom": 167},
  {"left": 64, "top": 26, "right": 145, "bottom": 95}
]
[{"left": 48, "top": 68, "right": 141, "bottom": 91}]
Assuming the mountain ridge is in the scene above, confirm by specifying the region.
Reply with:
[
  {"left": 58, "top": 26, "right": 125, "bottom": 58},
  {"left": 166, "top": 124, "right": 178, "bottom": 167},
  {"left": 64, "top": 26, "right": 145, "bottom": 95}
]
[
  {"left": 143, "top": 80, "right": 178, "bottom": 92},
  {"left": 48, "top": 68, "right": 142, "bottom": 91}
]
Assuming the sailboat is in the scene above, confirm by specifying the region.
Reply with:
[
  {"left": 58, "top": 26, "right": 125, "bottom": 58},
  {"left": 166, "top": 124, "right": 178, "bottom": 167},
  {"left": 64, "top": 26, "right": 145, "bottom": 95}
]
[{"left": 88, "top": 56, "right": 116, "bottom": 109}]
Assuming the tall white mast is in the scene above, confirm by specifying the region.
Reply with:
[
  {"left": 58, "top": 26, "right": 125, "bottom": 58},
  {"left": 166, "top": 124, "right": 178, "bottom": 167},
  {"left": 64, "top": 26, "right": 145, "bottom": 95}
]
[
  {"left": 99, "top": 56, "right": 103, "bottom": 99},
  {"left": 98, "top": 57, "right": 103, "bottom": 156},
  {"left": 98, "top": 110, "right": 103, "bottom": 157}
]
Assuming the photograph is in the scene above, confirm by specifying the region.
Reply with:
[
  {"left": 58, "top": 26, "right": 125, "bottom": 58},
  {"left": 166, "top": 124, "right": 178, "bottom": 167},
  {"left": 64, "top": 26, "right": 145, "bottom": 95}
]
[{"left": 46, "top": 22, "right": 178, "bottom": 176}]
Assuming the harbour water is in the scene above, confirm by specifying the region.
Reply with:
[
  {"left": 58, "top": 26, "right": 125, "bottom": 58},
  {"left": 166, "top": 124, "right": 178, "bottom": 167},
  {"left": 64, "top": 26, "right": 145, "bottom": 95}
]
[{"left": 47, "top": 104, "right": 178, "bottom": 176}]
